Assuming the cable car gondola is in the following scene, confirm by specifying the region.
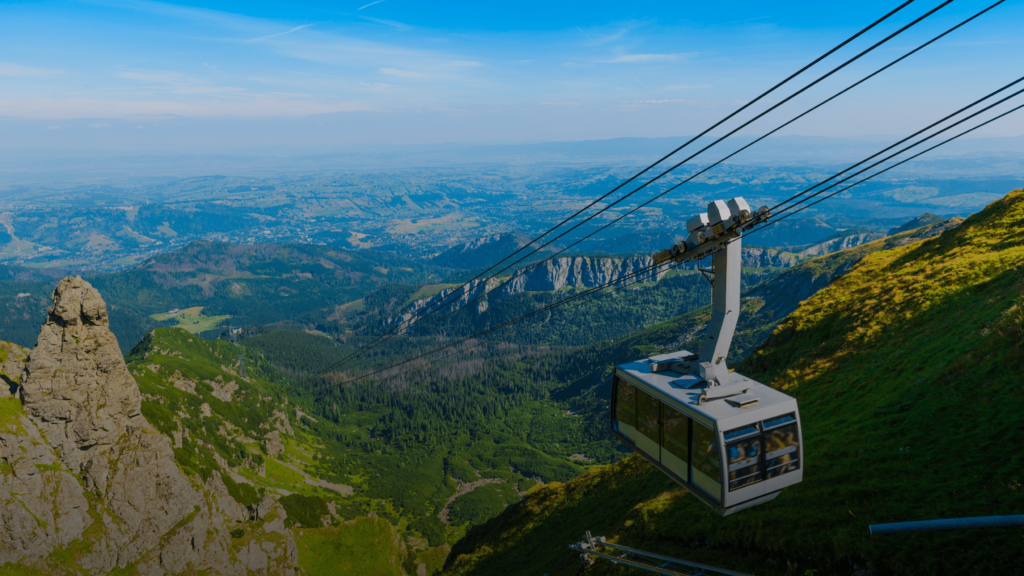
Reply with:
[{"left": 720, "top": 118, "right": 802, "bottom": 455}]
[{"left": 610, "top": 197, "right": 803, "bottom": 516}]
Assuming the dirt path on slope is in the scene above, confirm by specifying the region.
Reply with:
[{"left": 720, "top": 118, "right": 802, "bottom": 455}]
[{"left": 438, "top": 477, "right": 503, "bottom": 523}]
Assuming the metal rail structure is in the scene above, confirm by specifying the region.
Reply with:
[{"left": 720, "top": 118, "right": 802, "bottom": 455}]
[
  {"left": 870, "top": 515, "right": 1024, "bottom": 535},
  {"left": 570, "top": 532, "right": 754, "bottom": 576}
]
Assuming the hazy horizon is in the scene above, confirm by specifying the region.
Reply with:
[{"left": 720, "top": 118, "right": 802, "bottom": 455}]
[{"left": 3, "top": 0, "right": 1023, "bottom": 151}]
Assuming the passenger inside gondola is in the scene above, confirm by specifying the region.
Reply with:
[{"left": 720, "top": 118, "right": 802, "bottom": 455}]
[{"left": 764, "top": 416, "right": 800, "bottom": 478}]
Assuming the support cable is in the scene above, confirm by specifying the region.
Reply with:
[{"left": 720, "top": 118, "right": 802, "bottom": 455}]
[
  {"left": 745, "top": 99, "right": 1024, "bottom": 238},
  {"left": 392, "top": 0, "right": 913, "bottom": 318},
  {"left": 746, "top": 85, "right": 1024, "bottom": 232},
  {"left": 373, "top": 1, "right": 988, "bottom": 338},
  {"left": 768, "top": 71, "right": 1019, "bottom": 213},
  {"left": 442, "top": 0, "right": 951, "bottom": 287},
  {"left": 303, "top": 0, "right": 954, "bottom": 386},
  {"left": 312, "top": 98, "right": 1024, "bottom": 394},
  {"left": 302, "top": 0, "right": 923, "bottom": 380}
]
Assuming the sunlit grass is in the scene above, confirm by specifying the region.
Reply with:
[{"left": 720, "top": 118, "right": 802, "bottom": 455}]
[
  {"left": 295, "top": 518, "right": 405, "bottom": 576},
  {"left": 442, "top": 190, "right": 1024, "bottom": 576},
  {"left": 150, "top": 306, "right": 231, "bottom": 334}
]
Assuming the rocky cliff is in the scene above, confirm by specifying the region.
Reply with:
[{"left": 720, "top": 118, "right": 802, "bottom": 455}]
[
  {"left": 431, "top": 232, "right": 542, "bottom": 269},
  {"left": 0, "top": 277, "right": 300, "bottom": 575},
  {"left": 887, "top": 212, "right": 943, "bottom": 235},
  {"left": 390, "top": 255, "right": 669, "bottom": 329},
  {"left": 740, "top": 247, "right": 799, "bottom": 268},
  {"left": 793, "top": 232, "right": 887, "bottom": 257},
  {"left": 391, "top": 250, "right": 804, "bottom": 330},
  {"left": 499, "top": 255, "right": 667, "bottom": 293}
]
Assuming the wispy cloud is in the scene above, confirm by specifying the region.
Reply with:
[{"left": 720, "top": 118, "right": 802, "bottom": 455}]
[
  {"left": 361, "top": 16, "right": 411, "bottom": 31},
  {"left": 600, "top": 53, "right": 694, "bottom": 64},
  {"left": 0, "top": 97, "right": 374, "bottom": 119},
  {"left": 380, "top": 68, "right": 424, "bottom": 78},
  {"left": 723, "top": 15, "right": 771, "bottom": 25},
  {"left": 117, "top": 71, "right": 185, "bottom": 83},
  {"left": 116, "top": 70, "right": 245, "bottom": 94},
  {"left": 0, "top": 62, "right": 64, "bottom": 77},
  {"left": 582, "top": 26, "right": 633, "bottom": 46},
  {"left": 246, "top": 23, "right": 315, "bottom": 43},
  {"left": 358, "top": 0, "right": 386, "bottom": 10},
  {"left": 175, "top": 86, "right": 246, "bottom": 94}
]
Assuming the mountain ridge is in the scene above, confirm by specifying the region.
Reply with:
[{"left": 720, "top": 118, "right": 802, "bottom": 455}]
[{"left": 440, "top": 190, "right": 1024, "bottom": 576}]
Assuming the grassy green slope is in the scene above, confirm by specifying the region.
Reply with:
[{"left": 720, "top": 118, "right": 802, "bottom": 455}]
[
  {"left": 133, "top": 326, "right": 596, "bottom": 572},
  {"left": 127, "top": 327, "right": 440, "bottom": 574},
  {"left": 442, "top": 191, "right": 1024, "bottom": 576}
]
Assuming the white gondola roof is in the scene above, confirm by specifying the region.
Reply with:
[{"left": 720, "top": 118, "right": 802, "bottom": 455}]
[{"left": 615, "top": 350, "right": 796, "bottom": 427}]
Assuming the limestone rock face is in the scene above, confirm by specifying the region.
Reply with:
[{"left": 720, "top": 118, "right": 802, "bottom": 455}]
[
  {"left": 0, "top": 341, "right": 28, "bottom": 397},
  {"left": 265, "top": 430, "right": 285, "bottom": 457},
  {"left": 389, "top": 255, "right": 669, "bottom": 329},
  {"left": 741, "top": 246, "right": 800, "bottom": 268},
  {"left": 1, "top": 277, "right": 260, "bottom": 573},
  {"left": 12, "top": 277, "right": 206, "bottom": 570},
  {"left": 0, "top": 412, "right": 91, "bottom": 565},
  {"left": 794, "top": 233, "right": 886, "bottom": 257},
  {"left": 499, "top": 255, "right": 667, "bottom": 293},
  {"left": 21, "top": 276, "right": 142, "bottom": 474},
  {"left": 1, "top": 276, "right": 304, "bottom": 574}
]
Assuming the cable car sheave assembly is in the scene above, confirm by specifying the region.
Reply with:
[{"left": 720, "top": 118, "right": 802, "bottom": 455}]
[
  {"left": 611, "top": 196, "right": 803, "bottom": 516},
  {"left": 571, "top": 532, "right": 753, "bottom": 576}
]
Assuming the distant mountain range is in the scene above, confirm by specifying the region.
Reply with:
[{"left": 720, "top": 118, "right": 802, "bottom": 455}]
[{"left": 4, "top": 135, "right": 1024, "bottom": 182}]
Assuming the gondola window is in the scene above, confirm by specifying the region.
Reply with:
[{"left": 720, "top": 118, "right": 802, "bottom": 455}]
[
  {"left": 661, "top": 405, "right": 690, "bottom": 482},
  {"left": 691, "top": 422, "right": 722, "bottom": 501},
  {"left": 725, "top": 425, "right": 763, "bottom": 491},
  {"left": 635, "top": 388, "right": 661, "bottom": 460},
  {"left": 614, "top": 378, "right": 637, "bottom": 435}
]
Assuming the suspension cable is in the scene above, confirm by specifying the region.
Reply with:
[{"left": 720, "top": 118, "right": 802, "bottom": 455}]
[
  {"left": 746, "top": 101, "right": 1024, "bottom": 238},
  {"left": 390, "top": 0, "right": 914, "bottom": 322},
  {"left": 751, "top": 84, "right": 1024, "bottom": 233},
  {"left": 300, "top": 1, "right": 949, "bottom": 381},
  {"left": 308, "top": 96, "right": 1024, "bottom": 394},
  {"left": 377, "top": 0, "right": 988, "bottom": 338}
]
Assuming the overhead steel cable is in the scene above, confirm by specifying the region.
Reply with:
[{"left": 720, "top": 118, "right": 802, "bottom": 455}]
[
  {"left": 768, "top": 65, "right": 1017, "bottom": 212},
  {"left": 747, "top": 82, "right": 1024, "bottom": 233},
  {"left": 311, "top": 258, "right": 691, "bottom": 393},
  {"left": 302, "top": 0, "right": 951, "bottom": 383},
  {"left": 381, "top": 0, "right": 983, "bottom": 336},
  {"left": 310, "top": 257, "right": 682, "bottom": 391},
  {"left": 745, "top": 100, "right": 1024, "bottom": 239},
  {"left": 310, "top": 0, "right": 920, "bottom": 374},
  {"left": 309, "top": 95, "right": 1024, "bottom": 394},
  {"left": 401, "top": 0, "right": 913, "bottom": 303},
  {"left": 439, "top": 0, "right": 952, "bottom": 279}
]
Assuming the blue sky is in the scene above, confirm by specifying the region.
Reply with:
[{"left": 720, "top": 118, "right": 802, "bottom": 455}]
[{"left": 1, "top": 0, "right": 1022, "bottom": 150}]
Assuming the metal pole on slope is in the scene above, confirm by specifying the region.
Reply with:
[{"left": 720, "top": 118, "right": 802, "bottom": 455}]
[
  {"left": 870, "top": 515, "right": 1024, "bottom": 535},
  {"left": 571, "top": 532, "right": 755, "bottom": 576}
]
